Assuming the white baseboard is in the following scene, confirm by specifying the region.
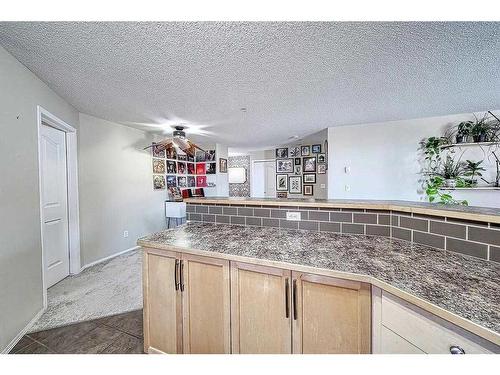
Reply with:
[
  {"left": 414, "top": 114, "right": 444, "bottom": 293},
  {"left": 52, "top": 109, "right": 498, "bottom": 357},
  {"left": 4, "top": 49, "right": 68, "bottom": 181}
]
[
  {"left": 2, "top": 307, "right": 45, "bottom": 354},
  {"left": 79, "top": 245, "right": 140, "bottom": 273}
]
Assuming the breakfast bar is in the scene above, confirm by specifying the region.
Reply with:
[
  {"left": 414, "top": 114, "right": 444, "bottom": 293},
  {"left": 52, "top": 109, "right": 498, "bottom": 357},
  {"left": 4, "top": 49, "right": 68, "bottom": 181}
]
[{"left": 138, "top": 198, "right": 500, "bottom": 354}]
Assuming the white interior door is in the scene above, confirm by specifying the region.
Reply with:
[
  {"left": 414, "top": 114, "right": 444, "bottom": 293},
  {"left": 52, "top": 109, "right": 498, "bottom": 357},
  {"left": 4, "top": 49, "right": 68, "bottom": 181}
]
[
  {"left": 40, "top": 124, "right": 70, "bottom": 287},
  {"left": 264, "top": 161, "right": 276, "bottom": 197}
]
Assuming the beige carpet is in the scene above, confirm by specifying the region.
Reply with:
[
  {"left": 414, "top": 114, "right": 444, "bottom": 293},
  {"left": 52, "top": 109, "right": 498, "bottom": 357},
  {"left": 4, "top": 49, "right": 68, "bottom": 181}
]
[{"left": 30, "top": 249, "right": 142, "bottom": 332}]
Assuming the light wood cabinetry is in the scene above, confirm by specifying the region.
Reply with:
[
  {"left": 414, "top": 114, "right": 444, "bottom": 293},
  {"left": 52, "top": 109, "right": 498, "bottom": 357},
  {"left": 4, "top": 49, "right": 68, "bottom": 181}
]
[
  {"left": 182, "top": 254, "right": 231, "bottom": 354},
  {"left": 143, "top": 250, "right": 182, "bottom": 354},
  {"left": 142, "top": 249, "right": 231, "bottom": 354},
  {"left": 372, "top": 287, "right": 499, "bottom": 354},
  {"left": 230, "top": 262, "right": 292, "bottom": 354},
  {"left": 292, "top": 272, "right": 371, "bottom": 354}
]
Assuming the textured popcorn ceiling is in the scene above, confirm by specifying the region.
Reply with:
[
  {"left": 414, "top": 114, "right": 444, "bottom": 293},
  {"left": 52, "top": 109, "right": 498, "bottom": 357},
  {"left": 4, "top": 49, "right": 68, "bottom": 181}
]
[{"left": 1, "top": 22, "right": 499, "bottom": 149}]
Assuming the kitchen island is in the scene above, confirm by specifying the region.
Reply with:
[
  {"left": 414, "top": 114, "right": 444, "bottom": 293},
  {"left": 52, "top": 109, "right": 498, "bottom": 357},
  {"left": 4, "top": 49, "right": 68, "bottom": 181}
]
[{"left": 138, "top": 221, "right": 500, "bottom": 354}]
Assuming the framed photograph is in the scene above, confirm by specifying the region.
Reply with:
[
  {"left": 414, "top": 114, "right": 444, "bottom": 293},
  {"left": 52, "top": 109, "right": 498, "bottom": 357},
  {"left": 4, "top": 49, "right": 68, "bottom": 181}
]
[
  {"left": 276, "top": 191, "right": 287, "bottom": 199},
  {"left": 196, "top": 175, "right": 207, "bottom": 187},
  {"left": 187, "top": 153, "right": 195, "bottom": 162},
  {"left": 294, "top": 157, "right": 301, "bottom": 165},
  {"left": 152, "top": 158, "right": 165, "bottom": 174},
  {"left": 289, "top": 176, "right": 302, "bottom": 194},
  {"left": 303, "top": 173, "right": 316, "bottom": 184},
  {"left": 177, "top": 162, "right": 186, "bottom": 174},
  {"left": 276, "top": 174, "right": 288, "bottom": 191},
  {"left": 303, "top": 156, "right": 316, "bottom": 172},
  {"left": 276, "top": 158, "right": 293, "bottom": 173},
  {"left": 187, "top": 163, "right": 195, "bottom": 175},
  {"left": 166, "top": 147, "right": 177, "bottom": 160},
  {"left": 177, "top": 154, "right": 187, "bottom": 161},
  {"left": 317, "top": 153, "right": 326, "bottom": 164},
  {"left": 294, "top": 165, "right": 302, "bottom": 175},
  {"left": 196, "top": 163, "right": 206, "bottom": 175},
  {"left": 276, "top": 148, "right": 288, "bottom": 158},
  {"left": 318, "top": 164, "right": 327, "bottom": 174},
  {"left": 168, "top": 187, "right": 183, "bottom": 202},
  {"left": 206, "top": 162, "right": 216, "bottom": 174},
  {"left": 289, "top": 146, "right": 300, "bottom": 158},
  {"left": 166, "top": 160, "right": 177, "bottom": 174},
  {"left": 219, "top": 158, "right": 228, "bottom": 173},
  {"left": 166, "top": 175, "right": 177, "bottom": 188},
  {"left": 152, "top": 144, "right": 165, "bottom": 158},
  {"left": 205, "top": 150, "right": 216, "bottom": 161},
  {"left": 301, "top": 145, "right": 310, "bottom": 156},
  {"left": 195, "top": 150, "right": 206, "bottom": 162},
  {"left": 153, "top": 175, "right": 165, "bottom": 190},
  {"left": 187, "top": 175, "right": 196, "bottom": 187},
  {"left": 303, "top": 185, "right": 314, "bottom": 196},
  {"left": 177, "top": 176, "right": 187, "bottom": 188},
  {"left": 312, "top": 144, "right": 321, "bottom": 154}
]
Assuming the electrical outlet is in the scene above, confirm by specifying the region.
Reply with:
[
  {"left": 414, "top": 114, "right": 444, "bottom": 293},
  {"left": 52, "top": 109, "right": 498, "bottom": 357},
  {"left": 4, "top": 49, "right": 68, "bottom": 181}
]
[
  {"left": 123, "top": 231, "right": 129, "bottom": 238},
  {"left": 320, "top": 184, "right": 326, "bottom": 188},
  {"left": 286, "top": 212, "right": 301, "bottom": 221},
  {"left": 345, "top": 185, "right": 351, "bottom": 192}
]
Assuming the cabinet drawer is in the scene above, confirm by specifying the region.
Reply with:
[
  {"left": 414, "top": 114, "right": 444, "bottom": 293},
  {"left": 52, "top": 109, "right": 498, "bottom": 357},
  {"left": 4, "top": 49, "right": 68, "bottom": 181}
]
[{"left": 381, "top": 291, "right": 498, "bottom": 354}]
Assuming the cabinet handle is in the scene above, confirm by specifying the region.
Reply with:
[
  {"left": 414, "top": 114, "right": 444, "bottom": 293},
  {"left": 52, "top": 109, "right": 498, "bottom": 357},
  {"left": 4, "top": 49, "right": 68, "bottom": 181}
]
[
  {"left": 285, "top": 278, "right": 290, "bottom": 318},
  {"left": 292, "top": 279, "right": 298, "bottom": 320},
  {"left": 180, "top": 260, "right": 185, "bottom": 292},
  {"left": 174, "top": 259, "right": 179, "bottom": 291},
  {"left": 449, "top": 345, "right": 465, "bottom": 354}
]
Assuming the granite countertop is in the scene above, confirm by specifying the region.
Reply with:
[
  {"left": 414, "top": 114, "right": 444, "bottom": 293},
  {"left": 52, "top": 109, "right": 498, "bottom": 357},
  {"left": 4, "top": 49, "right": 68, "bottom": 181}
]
[
  {"left": 184, "top": 197, "right": 500, "bottom": 223},
  {"left": 139, "top": 222, "right": 500, "bottom": 339}
]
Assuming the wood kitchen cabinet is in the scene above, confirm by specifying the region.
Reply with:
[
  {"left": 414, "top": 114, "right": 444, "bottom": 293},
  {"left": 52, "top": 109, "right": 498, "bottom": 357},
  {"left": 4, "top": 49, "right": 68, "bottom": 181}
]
[
  {"left": 142, "top": 249, "right": 231, "bottom": 354},
  {"left": 143, "top": 249, "right": 182, "bottom": 354},
  {"left": 292, "top": 272, "right": 371, "bottom": 354},
  {"left": 230, "top": 262, "right": 292, "bottom": 354}
]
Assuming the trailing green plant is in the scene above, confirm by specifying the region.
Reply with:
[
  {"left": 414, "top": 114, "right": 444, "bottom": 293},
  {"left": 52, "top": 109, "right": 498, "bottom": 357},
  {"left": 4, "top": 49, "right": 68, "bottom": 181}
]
[
  {"left": 425, "top": 176, "right": 468, "bottom": 205},
  {"left": 421, "top": 136, "right": 449, "bottom": 171},
  {"left": 464, "top": 160, "right": 486, "bottom": 186}
]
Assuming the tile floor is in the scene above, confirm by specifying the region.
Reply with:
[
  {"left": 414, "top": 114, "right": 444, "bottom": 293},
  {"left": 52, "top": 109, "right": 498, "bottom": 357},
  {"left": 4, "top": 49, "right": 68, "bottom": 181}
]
[{"left": 10, "top": 309, "right": 144, "bottom": 354}]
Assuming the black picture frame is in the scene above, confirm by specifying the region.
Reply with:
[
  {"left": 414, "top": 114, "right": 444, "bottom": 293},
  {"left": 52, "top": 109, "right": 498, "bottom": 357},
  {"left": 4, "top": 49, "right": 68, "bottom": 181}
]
[
  {"left": 276, "top": 158, "right": 293, "bottom": 173},
  {"left": 219, "top": 158, "right": 227, "bottom": 173},
  {"left": 317, "top": 153, "right": 326, "bottom": 164},
  {"left": 303, "top": 185, "right": 314, "bottom": 196},
  {"left": 303, "top": 156, "right": 316, "bottom": 172},
  {"left": 311, "top": 144, "right": 321, "bottom": 154},
  {"left": 288, "top": 176, "right": 302, "bottom": 194},
  {"left": 301, "top": 145, "right": 310, "bottom": 156},
  {"left": 303, "top": 173, "right": 316, "bottom": 184},
  {"left": 276, "top": 174, "right": 288, "bottom": 191},
  {"left": 294, "top": 157, "right": 301, "bottom": 165},
  {"left": 276, "top": 148, "right": 288, "bottom": 158},
  {"left": 317, "top": 164, "right": 327, "bottom": 174}
]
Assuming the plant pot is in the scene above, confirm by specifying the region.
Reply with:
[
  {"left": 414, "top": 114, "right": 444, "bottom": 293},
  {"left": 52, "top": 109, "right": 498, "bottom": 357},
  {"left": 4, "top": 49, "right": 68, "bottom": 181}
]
[
  {"left": 444, "top": 179, "right": 456, "bottom": 188},
  {"left": 455, "top": 135, "right": 464, "bottom": 143},
  {"left": 479, "top": 133, "right": 487, "bottom": 142},
  {"left": 473, "top": 135, "right": 481, "bottom": 142}
]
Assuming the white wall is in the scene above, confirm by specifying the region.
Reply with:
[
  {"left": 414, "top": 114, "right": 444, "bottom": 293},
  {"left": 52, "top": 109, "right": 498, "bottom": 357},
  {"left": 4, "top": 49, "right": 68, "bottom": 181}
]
[
  {"left": 0, "top": 45, "right": 79, "bottom": 351},
  {"left": 215, "top": 143, "right": 229, "bottom": 197},
  {"left": 328, "top": 112, "right": 500, "bottom": 207},
  {"left": 78, "top": 114, "right": 167, "bottom": 266}
]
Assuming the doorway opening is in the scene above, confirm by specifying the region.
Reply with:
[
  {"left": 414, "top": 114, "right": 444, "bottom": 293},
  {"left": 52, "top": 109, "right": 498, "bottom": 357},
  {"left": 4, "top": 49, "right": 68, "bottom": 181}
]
[
  {"left": 251, "top": 159, "right": 276, "bottom": 198},
  {"left": 37, "top": 106, "right": 81, "bottom": 308}
]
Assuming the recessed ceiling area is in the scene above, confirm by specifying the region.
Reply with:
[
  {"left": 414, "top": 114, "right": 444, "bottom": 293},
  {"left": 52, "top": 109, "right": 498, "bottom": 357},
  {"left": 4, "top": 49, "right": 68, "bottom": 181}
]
[{"left": 0, "top": 22, "right": 499, "bottom": 150}]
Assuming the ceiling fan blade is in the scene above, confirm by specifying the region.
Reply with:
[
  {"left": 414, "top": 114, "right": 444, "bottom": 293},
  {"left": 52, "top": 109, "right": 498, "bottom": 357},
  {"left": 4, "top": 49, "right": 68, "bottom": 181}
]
[{"left": 143, "top": 138, "right": 173, "bottom": 150}]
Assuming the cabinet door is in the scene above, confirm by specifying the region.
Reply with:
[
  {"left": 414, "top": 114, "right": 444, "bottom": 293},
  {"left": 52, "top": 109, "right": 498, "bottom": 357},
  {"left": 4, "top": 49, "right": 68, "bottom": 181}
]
[
  {"left": 292, "top": 272, "right": 371, "bottom": 354},
  {"left": 181, "top": 254, "right": 231, "bottom": 353},
  {"left": 231, "top": 262, "right": 292, "bottom": 354},
  {"left": 143, "top": 249, "right": 182, "bottom": 354}
]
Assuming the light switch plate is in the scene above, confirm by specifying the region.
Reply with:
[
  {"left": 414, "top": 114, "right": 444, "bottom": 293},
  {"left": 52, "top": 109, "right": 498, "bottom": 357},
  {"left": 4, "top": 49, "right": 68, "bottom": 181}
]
[{"left": 286, "top": 212, "right": 301, "bottom": 221}]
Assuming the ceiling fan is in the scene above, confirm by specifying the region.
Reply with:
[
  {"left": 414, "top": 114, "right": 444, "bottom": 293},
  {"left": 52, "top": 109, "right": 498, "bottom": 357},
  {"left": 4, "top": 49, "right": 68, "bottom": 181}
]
[{"left": 144, "top": 125, "right": 205, "bottom": 156}]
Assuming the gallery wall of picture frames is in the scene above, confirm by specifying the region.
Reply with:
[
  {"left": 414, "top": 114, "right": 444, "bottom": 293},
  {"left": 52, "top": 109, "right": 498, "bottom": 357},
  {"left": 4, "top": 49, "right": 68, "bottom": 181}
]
[
  {"left": 151, "top": 144, "right": 225, "bottom": 192},
  {"left": 275, "top": 142, "right": 327, "bottom": 197}
]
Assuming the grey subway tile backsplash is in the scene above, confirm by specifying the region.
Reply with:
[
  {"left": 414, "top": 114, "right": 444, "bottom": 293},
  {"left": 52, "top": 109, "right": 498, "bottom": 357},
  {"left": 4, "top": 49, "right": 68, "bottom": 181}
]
[{"left": 185, "top": 203, "right": 497, "bottom": 262}]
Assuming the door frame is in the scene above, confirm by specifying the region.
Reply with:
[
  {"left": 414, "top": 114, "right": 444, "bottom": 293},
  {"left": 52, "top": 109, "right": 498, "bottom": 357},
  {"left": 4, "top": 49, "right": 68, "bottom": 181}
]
[
  {"left": 250, "top": 159, "right": 275, "bottom": 198},
  {"left": 37, "top": 105, "right": 81, "bottom": 307}
]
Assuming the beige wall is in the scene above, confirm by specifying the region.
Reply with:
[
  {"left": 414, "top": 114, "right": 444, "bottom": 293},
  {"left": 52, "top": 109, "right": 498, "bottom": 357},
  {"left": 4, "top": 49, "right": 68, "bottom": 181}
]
[
  {"left": 0, "top": 45, "right": 79, "bottom": 351},
  {"left": 78, "top": 114, "right": 166, "bottom": 266}
]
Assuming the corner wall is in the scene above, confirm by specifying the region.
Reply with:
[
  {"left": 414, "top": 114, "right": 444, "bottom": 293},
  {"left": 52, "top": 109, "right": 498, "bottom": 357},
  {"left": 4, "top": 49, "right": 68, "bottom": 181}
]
[{"left": 0, "top": 45, "right": 79, "bottom": 351}]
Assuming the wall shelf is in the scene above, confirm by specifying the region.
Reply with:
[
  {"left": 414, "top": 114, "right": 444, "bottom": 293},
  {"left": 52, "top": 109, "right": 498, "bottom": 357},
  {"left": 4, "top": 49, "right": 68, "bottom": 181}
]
[
  {"left": 439, "top": 141, "right": 500, "bottom": 150},
  {"left": 439, "top": 187, "right": 500, "bottom": 191}
]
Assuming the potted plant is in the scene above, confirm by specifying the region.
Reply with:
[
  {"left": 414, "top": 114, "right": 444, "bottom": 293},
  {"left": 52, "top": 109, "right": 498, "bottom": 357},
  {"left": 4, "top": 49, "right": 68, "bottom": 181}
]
[
  {"left": 455, "top": 121, "right": 472, "bottom": 143},
  {"left": 435, "top": 155, "right": 465, "bottom": 188},
  {"left": 471, "top": 113, "right": 491, "bottom": 142},
  {"left": 464, "top": 160, "right": 486, "bottom": 187}
]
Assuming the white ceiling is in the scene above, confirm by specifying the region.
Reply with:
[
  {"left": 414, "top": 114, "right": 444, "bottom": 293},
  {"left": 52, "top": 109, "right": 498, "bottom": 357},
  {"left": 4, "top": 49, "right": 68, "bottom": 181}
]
[{"left": 1, "top": 22, "right": 499, "bottom": 151}]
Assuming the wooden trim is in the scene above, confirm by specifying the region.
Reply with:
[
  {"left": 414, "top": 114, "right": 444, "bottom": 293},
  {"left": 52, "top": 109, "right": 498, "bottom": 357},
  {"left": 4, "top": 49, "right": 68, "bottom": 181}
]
[
  {"left": 371, "top": 286, "right": 382, "bottom": 354},
  {"left": 138, "top": 244, "right": 500, "bottom": 346},
  {"left": 142, "top": 251, "right": 150, "bottom": 354},
  {"left": 184, "top": 197, "right": 500, "bottom": 224}
]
